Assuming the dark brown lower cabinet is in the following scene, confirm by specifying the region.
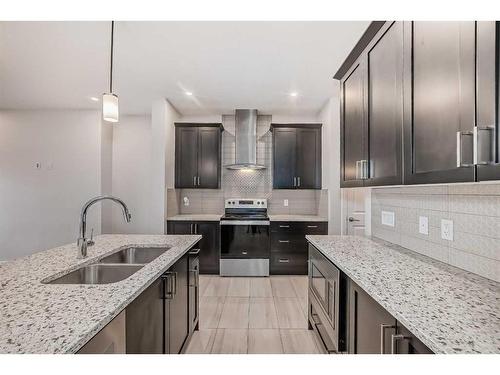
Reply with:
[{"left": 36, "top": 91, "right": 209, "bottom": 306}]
[
  {"left": 125, "top": 253, "right": 191, "bottom": 354},
  {"left": 167, "top": 220, "right": 220, "bottom": 274},
  {"left": 347, "top": 279, "right": 433, "bottom": 354},
  {"left": 271, "top": 221, "right": 328, "bottom": 275}
]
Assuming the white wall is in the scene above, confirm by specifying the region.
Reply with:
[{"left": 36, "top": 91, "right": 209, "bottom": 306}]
[
  {"left": 0, "top": 110, "right": 102, "bottom": 261},
  {"left": 318, "top": 93, "right": 342, "bottom": 234},
  {"left": 151, "top": 99, "right": 180, "bottom": 233},
  {"left": 111, "top": 115, "right": 153, "bottom": 234}
]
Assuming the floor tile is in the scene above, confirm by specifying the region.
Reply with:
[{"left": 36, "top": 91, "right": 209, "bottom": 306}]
[
  {"left": 250, "top": 277, "right": 273, "bottom": 297},
  {"left": 274, "top": 297, "right": 308, "bottom": 329},
  {"left": 184, "top": 329, "right": 216, "bottom": 354},
  {"left": 203, "top": 277, "right": 229, "bottom": 297},
  {"left": 227, "top": 277, "right": 251, "bottom": 297},
  {"left": 211, "top": 329, "right": 248, "bottom": 354},
  {"left": 199, "top": 275, "right": 214, "bottom": 297},
  {"left": 199, "top": 296, "right": 225, "bottom": 329},
  {"left": 218, "top": 297, "right": 250, "bottom": 328},
  {"left": 249, "top": 298, "right": 279, "bottom": 329},
  {"left": 271, "top": 276, "right": 298, "bottom": 298},
  {"left": 248, "top": 329, "right": 283, "bottom": 354},
  {"left": 280, "top": 329, "right": 322, "bottom": 354},
  {"left": 290, "top": 276, "right": 308, "bottom": 299}
]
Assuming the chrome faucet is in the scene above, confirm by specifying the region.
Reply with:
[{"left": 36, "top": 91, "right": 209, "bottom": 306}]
[{"left": 77, "top": 195, "right": 132, "bottom": 258}]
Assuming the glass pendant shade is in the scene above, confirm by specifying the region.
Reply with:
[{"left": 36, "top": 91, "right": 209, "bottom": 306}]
[{"left": 102, "top": 93, "right": 119, "bottom": 123}]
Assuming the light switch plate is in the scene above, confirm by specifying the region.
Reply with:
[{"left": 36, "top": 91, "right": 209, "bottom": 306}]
[
  {"left": 284, "top": 199, "right": 288, "bottom": 207},
  {"left": 441, "top": 219, "right": 453, "bottom": 241},
  {"left": 381, "top": 211, "right": 395, "bottom": 227},
  {"left": 419, "top": 216, "right": 429, "bottom": 235}
]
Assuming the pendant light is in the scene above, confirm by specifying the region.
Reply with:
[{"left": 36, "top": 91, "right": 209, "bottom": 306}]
[{"left": 102, "top": 21, "right": 119, "bottom": 123}]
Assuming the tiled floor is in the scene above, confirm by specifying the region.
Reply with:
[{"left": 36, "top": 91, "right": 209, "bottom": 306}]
[{"left": 185, "top": 275, "right": 325, "bottom": 354}]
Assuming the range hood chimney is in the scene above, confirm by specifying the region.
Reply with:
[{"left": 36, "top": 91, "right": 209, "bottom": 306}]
[{"left": 226, "top": 109, "right": 266, "bottom": 170}]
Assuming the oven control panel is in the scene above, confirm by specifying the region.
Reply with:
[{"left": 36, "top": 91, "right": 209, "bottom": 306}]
[{"left": 224, "top": 198, "right": 267, "bottom": 209}]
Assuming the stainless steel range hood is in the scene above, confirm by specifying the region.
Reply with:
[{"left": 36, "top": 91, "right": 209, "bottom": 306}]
[{"left": 226, "top": 109, "right": 266, "bottom": 170}]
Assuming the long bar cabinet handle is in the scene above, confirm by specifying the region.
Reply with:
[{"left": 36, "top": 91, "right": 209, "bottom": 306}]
[{"left": 380, "top": 324, "right": 396, "bottom": 354}]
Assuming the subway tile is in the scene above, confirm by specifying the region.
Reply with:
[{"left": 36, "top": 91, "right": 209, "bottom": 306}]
[
  {"left": 450, "top": 232, "right": 500, "bottom": 261},
  {"left": 450, "top": 212, "right": 500, "bottom": 239},
  {"left": 449, "top": 248, "right": 500, "bottom": 282},
  {"left": 400, "top": 234, "right": 450, "bottom": 263},
  {"left": 448, "top": 183, "right": 500, "bottom": 196}
]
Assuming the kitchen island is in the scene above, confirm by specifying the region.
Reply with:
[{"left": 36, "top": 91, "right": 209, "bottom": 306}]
[
  {"left": 0, "top": 234, "right": 201, "bottom": 354},
  {"left": 306, "top": 235, "right": 500, "bottom": 354}
]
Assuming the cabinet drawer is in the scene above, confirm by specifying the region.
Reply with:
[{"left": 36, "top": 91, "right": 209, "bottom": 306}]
[
  {"left": 271, "top": 221, "right": 328, "bottom": 235},
  {"left": 271, "top": 235, "right": 307, "bottom": 253},
  {"left": 270, "top": 252, "right": 308, "bottom": 275}
]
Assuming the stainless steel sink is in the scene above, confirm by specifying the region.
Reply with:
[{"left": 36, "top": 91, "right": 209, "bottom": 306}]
[
  {"left": 99, "top": 247, "right": 169, "bottom": 264},
  {"left": 45, "top": 264, "right": 143, "bottom": 285}
]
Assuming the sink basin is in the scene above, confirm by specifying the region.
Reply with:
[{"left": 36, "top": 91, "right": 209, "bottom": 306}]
[
  {"left": 99, "top": 247, "right": 169, "bottom": 264},
  {"left": 45, "top": 264, "right": 143, "bottom": 285}
]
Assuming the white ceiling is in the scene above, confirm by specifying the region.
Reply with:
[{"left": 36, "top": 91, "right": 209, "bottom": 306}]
[{"left": 0, "top": 21, "right": 369, "bottom": 116}]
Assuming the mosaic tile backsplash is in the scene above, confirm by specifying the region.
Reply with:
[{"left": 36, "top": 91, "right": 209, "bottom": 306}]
[
  {"left": 167, "top": 114, "right": 328, "bottom": 218},
  {"left": 371, "top": 184, "right": 500, "bottom": 282}
]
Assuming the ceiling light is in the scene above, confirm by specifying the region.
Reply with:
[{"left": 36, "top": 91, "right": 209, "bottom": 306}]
[
  {"left": 185, "top": 91, "right": 193, "bottom": 96},
  {"left": 289, "top": 92, "right": 298, "bottom": 97},
  {"left": 102, "top": 21, "right": 119, "bottom": 123},
  {"left": 90, "top": 96, "right": 99, "bottom": 102}
]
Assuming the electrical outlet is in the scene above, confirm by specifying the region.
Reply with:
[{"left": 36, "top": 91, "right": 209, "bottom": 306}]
[
  {"left": 183, "top": 197, "right": 190, "bottom": 207},
  {"left": 419, "top": 216, "right": 429, "bottom": 235},
  {"left": 441, "top": 219, "right": 454, "bottom": 241},
  {"left": 35, "top": 162, "right": 42, "bottom": 170},
  {"left": 381, "top": 211, "right": 395, "bottom": 227},
  {"left": 284, "top": 199, "right": 288, "bottom": 207}
]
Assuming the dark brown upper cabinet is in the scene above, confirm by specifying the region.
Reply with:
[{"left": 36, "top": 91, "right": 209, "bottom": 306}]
[
  {"left": 475, "top": 21, "right": 500, "bottom": 181},
  {"left": 174, "top": 123, "right": 223, "bottom": 189},
  {"left": 337, "top": 21, "right": 500, "bottom": 187},
  {"left": 403, "top": 21, "right": 476, "bottom": 184},
  {"left": 340, "top": 22, "right": 403, "bottom": 188},
  {"left": 271, "top": 123, "right": 322, "bottom": 189}
]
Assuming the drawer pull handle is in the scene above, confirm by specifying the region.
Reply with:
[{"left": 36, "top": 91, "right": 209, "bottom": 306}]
[
  {"left": 278, "top": 240, "right": 290, "bottom": 243},
  {"left": 307, "top": 225, "right": 318, "bottom": 228},
  {"left": 278, "top": 259, "right": 290, "bottom": 263},
  {"left": 242, "top": 251, "right": 248, "bottom": 255},
  {"left": 279, "top": 225, "right": 290, "bottom": 228}
]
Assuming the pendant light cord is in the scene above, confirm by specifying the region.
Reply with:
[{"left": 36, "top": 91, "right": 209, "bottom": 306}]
[{"left": 109, "top": 21, "right": 114, "bottom": 93}]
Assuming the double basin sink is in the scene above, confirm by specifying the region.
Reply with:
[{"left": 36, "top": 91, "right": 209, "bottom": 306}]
[{"left": 45, "top": 247, "right": 170, "bottom": 285}]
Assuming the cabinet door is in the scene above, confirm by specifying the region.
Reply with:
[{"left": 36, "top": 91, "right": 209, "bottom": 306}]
[
  {"left": 196, "top": 222, "right": 220, "bottom": 274},
  {"left": 197, "top": 127, "right": 221, "bottom": 188},
  {"left": 273, "top": 128, "right": 297, "bottom": 188},
  {"left": 175, "top": 127, "right": 199, "bottom": 188},
  {"left": 296, "top": 128, "right": 321, "bottom": 189},
  {"left": 365, "top": 22, "right": 403, "bottom": 186},
  {"left": 476, "top": 21, "right": 500, "bottom": 181},
  {"left": 167, "top": 221, "right": 193, "bottom": 235},
  {"left": 125, "top": 278, "right": 163, "bottom": 354},
  {"left": 348, "top": 280, "right": 396, "bottom": 354},
  {"left": 394, "top": 322, "right": 433, "bottom": 354},
  {"left": 403, "top": 21, "right": 475, "bottom": 184},
  {"left": 341, "top": 62, "right": 366, "bottom": 187},
  {"left": 165, "top": 255, "right": 189, "bottom": 354}
]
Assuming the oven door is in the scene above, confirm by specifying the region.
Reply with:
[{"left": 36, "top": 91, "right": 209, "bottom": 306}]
[{"left": 220, "top": 220, "right": 270, "bottom": 259}]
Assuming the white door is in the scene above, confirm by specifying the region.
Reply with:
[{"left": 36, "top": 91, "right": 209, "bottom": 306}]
[{"left": 343, "top": 188, "right": 366, "bottom": 236}]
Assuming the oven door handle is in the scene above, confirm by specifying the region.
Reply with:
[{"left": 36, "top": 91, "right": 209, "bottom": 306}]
[{"left": 220, "top": 220, "right": 270, "bottom": 226}]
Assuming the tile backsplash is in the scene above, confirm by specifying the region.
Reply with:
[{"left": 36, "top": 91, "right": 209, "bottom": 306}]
[
  {"left": 371, "top": 184, "right": 500, "bottom": 282},
  {"left": 167, "top": 114, "right": 328, "bottom": 217}
]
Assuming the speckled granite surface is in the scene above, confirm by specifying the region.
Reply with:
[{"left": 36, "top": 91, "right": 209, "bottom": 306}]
[
  {"left": 269, "top": 215, "right": 327, "bottom": 222},
  {"left": 306, "top": 235, "right": 500, "bottom": 354},
  {"left": 0, "top": 234, "right": 201, "bottom": 354},
  {"left": 166, "top": 214, "right": 222, "bottom": 221}
]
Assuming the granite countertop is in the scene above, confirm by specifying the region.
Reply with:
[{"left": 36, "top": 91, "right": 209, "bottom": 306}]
[
  {"left": 167, "top": 214, "right": 222, "bottom": 221},
  {"left": 0, "top": 234, "right": 201, "bottom": 354},
  {"left": 269, "top": 214, "right": 327, "bottom": 222},
  {"left": 306, "top": 235, "right": 500, "bottom": 354}
]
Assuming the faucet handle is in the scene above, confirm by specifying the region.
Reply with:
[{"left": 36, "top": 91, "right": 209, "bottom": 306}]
[{"left": 87, "top": 228, "right": 95, "bottom": 246}]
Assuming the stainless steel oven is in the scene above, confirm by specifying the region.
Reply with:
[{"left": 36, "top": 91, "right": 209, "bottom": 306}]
[
  {"left": 219, "top": 199, "right": 270, "bottom": 276},
  {"left": 308, "top": 244, "right": 346, "bottom": 353}
]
